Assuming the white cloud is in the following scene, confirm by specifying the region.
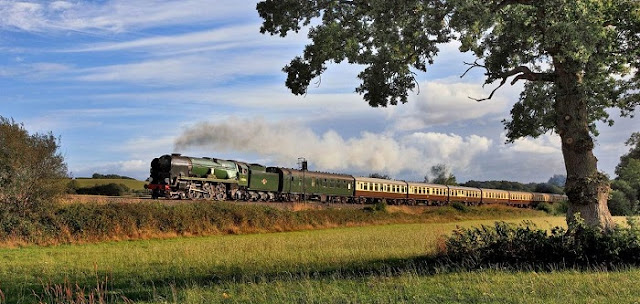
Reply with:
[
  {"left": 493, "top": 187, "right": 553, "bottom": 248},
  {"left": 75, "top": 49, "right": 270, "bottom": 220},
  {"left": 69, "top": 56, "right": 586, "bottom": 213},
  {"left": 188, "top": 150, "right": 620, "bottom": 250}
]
[
  {"left": 500, "top": 133, "right": 562, "bottom": 155},
  {"left": 49, "top": 1, "right": 72, "bottom": 11},
  {"left": 115, "top": 136, "right": 176, "bottom": 160},
  {"left": 0, "top": 0, "right": 256, "bottom": 33},
  {"left": 174, "top": 118, "right": 492, "bottom": 176},
  {"left": 76, "top": 56, "right": 215, "bottom": 84},
  {"left": 391, "top": 81, "right": 512, "bottom": 130},
  {"left": 0, "top": 62, "right": 71, "bottom": 78},
  {"left": 71, "top": 159, "right": 149, "bottom": 179},
  {"left": 66, "top": 25, "right": 259, "bottom": 52},
  {"left": 65, "top": 24, "right": 306, "bottom": 54},
  {"left": 0, "top": 2, "right": 45, "bottom": 31},
  {"left": 74, "top": 47, "right": 296, "bottom": 85}
]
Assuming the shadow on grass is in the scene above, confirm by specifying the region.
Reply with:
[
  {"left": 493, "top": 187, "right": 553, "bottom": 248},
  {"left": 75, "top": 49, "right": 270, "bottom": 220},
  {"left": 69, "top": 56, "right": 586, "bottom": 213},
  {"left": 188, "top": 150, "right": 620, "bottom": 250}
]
[{"left": 49, "top": 255, "right": 627, "bottom": 303}]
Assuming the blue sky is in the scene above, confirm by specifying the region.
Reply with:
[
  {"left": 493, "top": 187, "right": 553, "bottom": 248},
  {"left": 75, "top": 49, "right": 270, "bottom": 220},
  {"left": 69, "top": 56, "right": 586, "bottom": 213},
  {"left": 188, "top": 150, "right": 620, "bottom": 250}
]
[{"left": 1, "top": 0, "right": 636, "bottom": 183}]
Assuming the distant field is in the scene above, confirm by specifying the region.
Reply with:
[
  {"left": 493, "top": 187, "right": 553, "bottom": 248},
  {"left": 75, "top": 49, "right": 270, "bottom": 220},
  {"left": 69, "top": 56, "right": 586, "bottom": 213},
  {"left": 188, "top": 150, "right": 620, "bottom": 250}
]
[
  {"left": 71, "top": 178, "right": 147, "bottom": 190},
  {"left": 6, "top": 217, "right": 638, "bottom": 303}
]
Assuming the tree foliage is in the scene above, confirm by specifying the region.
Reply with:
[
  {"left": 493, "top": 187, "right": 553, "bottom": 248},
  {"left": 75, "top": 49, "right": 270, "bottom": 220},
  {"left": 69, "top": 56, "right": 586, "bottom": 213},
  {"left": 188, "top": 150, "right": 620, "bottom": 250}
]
[
  {"left": 368, "top": 173, "right": 391, "bottom": 180},
  {"left": 0, "top": 117, "right": 67, "bottom": 214},
  {"left": 616, "top": 132, "right": 640, "bottom": 181},
  {"left": 610, "top": 132, "right": 640, "bottom": 215},
  {"left": 425, "top": 164, "right": 457, "bottom": 185},
  {"left": 258, "top": 0, "right": 639, "bottom": 135}
]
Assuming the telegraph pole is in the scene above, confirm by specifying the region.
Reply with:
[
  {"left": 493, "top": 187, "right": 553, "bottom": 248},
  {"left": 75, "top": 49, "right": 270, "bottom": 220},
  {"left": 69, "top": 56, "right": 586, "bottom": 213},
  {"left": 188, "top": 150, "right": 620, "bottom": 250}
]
[{"left": 298, "top": 157, "right": 307, "bottom": 202}]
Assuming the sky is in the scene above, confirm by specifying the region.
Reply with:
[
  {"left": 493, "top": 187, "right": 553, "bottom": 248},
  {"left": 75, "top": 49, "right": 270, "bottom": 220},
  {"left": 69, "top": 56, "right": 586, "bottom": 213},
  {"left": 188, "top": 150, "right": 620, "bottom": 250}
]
[{"left": 0, "top": 0, "right": 637, "bottom": 183}]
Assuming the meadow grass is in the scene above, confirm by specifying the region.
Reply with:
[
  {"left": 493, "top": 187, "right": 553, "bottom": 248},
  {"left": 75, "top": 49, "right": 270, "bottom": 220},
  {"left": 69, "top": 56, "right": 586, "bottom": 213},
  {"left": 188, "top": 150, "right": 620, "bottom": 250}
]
[
  {"left": 176, "top": 269, "right": 640, "bottom": 304},
  {"left": 0, "top": 217, "right": 572, "bottom": 303}
]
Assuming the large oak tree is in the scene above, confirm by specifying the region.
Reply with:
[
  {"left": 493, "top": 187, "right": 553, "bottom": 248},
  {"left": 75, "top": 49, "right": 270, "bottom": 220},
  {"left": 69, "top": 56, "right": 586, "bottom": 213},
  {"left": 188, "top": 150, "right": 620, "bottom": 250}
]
[{"left": 257, "top": 0, "right": 639, "bottom": 229}]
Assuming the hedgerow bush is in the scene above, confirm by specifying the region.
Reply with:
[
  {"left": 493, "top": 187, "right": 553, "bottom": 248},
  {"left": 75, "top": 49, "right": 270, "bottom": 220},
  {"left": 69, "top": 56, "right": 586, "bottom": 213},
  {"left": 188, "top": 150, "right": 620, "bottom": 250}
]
[
  {"left": 73, "top": 183, "right": 131, "bottom": 196},
  {"left": 440, "top": 216, "right": 640, "bottom": 269},
  {"left": 451, "top": 202, "right": 468, "bottom": 212},
  {"left": 0, "top": 201, "right": 417, "bottom": 244},
  {"left": 534, "top": 202, "right": 553, "bottom": 214}
]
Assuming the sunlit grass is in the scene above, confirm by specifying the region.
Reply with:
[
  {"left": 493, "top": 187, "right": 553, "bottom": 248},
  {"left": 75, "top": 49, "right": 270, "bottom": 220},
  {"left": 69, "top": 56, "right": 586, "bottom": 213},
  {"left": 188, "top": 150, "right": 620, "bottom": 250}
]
[
  {"left": 174, "top": 268, "right": 640, "bottom": 304},
  {"left": 1, "top": 216, "right": 634, "bottom": 303}
]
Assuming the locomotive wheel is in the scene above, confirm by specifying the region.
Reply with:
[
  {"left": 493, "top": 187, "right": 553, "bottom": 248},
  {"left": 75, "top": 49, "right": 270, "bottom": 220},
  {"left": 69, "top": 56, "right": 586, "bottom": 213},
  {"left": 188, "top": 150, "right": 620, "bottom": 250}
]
[
  {"left": 202, "top": 184, "right": 214, "bottom": 200},
  {"left": 187, "top": 188, "right": 202, "bottom": 200},
  {"left": 215, "top": 184, "right": 227, "bottom": 201}
]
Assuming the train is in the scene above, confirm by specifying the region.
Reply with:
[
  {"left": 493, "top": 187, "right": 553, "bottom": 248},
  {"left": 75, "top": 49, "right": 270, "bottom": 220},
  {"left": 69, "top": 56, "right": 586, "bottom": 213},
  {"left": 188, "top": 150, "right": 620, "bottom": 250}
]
[{"left": 145, "top": 153, "right": 567, "bottom": 207}]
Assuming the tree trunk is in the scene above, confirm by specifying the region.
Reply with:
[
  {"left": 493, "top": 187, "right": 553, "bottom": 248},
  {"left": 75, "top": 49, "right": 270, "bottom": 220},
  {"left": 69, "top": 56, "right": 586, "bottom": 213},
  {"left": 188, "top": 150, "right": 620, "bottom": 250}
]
[{"left": 554, "top": 61, "right": 614, "bottom": 230}]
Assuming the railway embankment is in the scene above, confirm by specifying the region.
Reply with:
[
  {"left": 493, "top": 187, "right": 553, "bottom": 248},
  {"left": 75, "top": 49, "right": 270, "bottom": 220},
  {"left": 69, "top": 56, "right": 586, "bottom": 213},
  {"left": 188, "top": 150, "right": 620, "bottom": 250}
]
[{"left": 0, "top": 198, "right": 548, "bottom": 246}]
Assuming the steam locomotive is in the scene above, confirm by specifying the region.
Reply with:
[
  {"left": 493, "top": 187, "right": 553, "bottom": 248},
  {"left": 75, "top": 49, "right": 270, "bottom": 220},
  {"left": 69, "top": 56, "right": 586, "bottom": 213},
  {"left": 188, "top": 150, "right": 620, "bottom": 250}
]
[{"left": 145, "top": 153, "right": 566, "bottom": 207}]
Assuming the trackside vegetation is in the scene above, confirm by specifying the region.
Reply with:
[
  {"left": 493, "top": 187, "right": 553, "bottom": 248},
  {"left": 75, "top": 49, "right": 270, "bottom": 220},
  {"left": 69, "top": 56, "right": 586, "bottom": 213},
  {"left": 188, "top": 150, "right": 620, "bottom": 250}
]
[{"left": 0, "top": 201, "right": 544, "bottom": 246}]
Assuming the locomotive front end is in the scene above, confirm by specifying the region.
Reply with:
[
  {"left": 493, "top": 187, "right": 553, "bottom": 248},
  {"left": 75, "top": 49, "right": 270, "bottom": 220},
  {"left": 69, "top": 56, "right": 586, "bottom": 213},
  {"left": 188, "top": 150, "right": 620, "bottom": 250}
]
[{"left": 145, "top": 153, "right": 192, "bottom": 198}]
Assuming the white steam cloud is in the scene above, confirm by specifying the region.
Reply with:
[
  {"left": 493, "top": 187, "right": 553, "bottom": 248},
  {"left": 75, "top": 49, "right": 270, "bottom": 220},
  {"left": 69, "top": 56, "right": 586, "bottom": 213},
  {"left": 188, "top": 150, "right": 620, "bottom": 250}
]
[{"left": 174, "top": 118, "right": 492, "bottom": 176}]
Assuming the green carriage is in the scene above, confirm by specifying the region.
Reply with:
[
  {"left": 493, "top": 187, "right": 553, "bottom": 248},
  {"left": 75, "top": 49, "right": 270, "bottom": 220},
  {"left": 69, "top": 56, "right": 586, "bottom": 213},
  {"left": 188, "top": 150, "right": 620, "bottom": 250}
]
[{"left": 276, "top": 168, "right": 354, "bottom": 203}]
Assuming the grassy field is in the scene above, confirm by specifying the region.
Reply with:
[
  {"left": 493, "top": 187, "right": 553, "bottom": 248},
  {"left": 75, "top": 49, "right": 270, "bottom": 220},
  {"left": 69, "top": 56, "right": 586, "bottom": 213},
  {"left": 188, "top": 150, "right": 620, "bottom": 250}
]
[
  {"left": 71, "top": 178, "right": 147, "bottom": 191},
  {"left": 5, "top": 216, "right": 628, "bottom": 303}
]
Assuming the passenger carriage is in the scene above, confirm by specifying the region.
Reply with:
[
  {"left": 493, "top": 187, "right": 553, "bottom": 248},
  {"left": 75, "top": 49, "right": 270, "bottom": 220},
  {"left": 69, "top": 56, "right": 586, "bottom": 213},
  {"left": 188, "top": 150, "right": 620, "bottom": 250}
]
[
  {"left": 551, "top": 194, "right": 568, "bottom": 203},
  {"left": 448, "top": 185, "right": 483, "bottom": 206},
  {"left": 508, "top": 191, "right": 534, "bottom": 208},
  {"left": 532, "top": 192, "right": 552, "bottom": 205},
  {"left": 407, "top": 182, "right": 449, "bottom": 205},
  {"left": 354, "top": 177, "right": 408, "bottom": 204},
  {"left": 480, "top": 188, "right": 510, "bottom": 205}
]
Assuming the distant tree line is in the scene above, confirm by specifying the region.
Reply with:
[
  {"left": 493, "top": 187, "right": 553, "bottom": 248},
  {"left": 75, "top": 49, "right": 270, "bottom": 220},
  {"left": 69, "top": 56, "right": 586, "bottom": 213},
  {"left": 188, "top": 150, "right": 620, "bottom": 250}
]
[
  {"left": 86, "top": 173, "right": 135, "bottom": 180},
  {"left": 461, "top": 180, "right": 565, "bottom": 194}
]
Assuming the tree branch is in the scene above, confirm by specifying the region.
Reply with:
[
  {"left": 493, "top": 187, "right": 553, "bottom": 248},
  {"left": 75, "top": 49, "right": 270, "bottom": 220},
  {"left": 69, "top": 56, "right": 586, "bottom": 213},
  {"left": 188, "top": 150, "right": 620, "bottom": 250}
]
[
  {"left": 469, "top": 66, "right": 556, "bottom": 102},
  {"left": 460, "top": 60, "right": 487, "bottom": 78}
]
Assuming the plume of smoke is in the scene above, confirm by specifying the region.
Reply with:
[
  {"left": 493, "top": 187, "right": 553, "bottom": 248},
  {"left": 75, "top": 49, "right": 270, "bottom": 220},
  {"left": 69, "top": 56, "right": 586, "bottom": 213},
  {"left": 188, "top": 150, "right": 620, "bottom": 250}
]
[{"left": 174, "top": 118, "right": 491, "bottom": 175}]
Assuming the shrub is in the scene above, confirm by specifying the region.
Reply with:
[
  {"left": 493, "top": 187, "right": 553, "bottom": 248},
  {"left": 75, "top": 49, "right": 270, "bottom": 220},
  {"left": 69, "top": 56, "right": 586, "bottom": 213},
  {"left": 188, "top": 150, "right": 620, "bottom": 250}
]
[
  {"left": 451, "top": 202, "right": 468, "bottom": 212},
  {"left": 535, "top": 202, "right": 553, "bottom": 214},
  {"left": 608, "top": 190, "right": 635, "bottom": 216},
  {"left": 75, "top": 183, "right": 131, "bottom": 196},
  {"left": 374, "top": 199, "right": 388, "bottom": 212},
  {"left": 0, "top": 117, "right": 67, "bottom": 214},
  {"left": 440, "top": 216, "right": 640, "bottom": 270},
  {"left": 553, "top": 200, "right": 569, "bottom": 215}
]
